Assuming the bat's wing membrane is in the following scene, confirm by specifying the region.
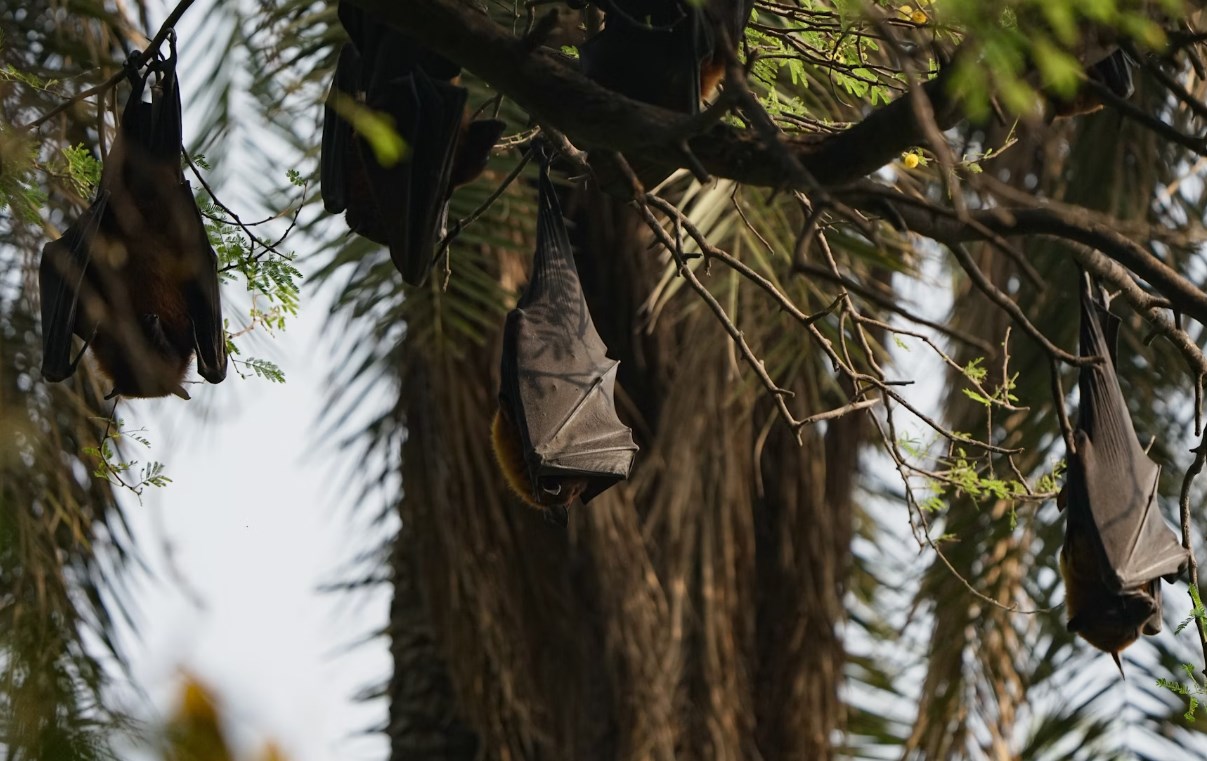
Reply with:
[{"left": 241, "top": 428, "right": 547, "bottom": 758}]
[
  {"left": 1075, "top": 287, "right": 1188, "bottom": 591},
  {"left": 356, "top": 70, "right": 420, "bottom": 270},
  {"left": 533, "top": 359, "right": 640, "bottom": 500},
  {"left": 321, "top": 43, "right": 361, "bottom": 215},
  {"left": 402, "top": 71, "right": 466, "bottom": 284},
  {"left": 1076, "top": 435, "right": 1185, "bottom": 589},
  {"left": 330, "top": 2, "right": 495, "bottom": 285},
  {"left": 579, "top": 0, "right": 705, "bottom": 115},
  {"left": 180, "top": 182, "right": 228, "bottom": 383},
  {"left": 355, "top": 39, "right": 465, "bottom": 284},
  {"left": 40, "top": 194, "right": 108, "bottom": 382},
  {"left": 142, "top": 44, "right": 227, "bottom": 384},
  {"left": 1088, "top": 50, "right": 1135, "bottom": 100}
]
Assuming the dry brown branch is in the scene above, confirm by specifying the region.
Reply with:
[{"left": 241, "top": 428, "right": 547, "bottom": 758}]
[
  {"left": 840, "top": 182, "right": 1207, "bottom": 328},
  {"left": 638, "top": 190, "right": 1022, "bottom": 458},
  {"left": 1179, "top": 433, "right": 1207, "bottom": 675}
]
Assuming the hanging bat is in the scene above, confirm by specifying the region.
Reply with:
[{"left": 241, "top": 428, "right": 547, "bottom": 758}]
[
  {"left": 1050, "top": 49, "right": 1136, "bottom": 118},
  {"left": 578, "top": 0, "right": 708, "bottom": 115},
  {"left": 40, "top": 34, "right": 227, "bottom": 399},
  {"left": 576, "top": 0, "right": 754, "bottom": 108},
  {"left": 1090, "top": 49, "right": 1136, "bottom": 100},
  {"left": 321, "top": 1, "right": 505, "bottom": 285},
  {"left": 491, "top": 159, "right": 638, "bottom": 518},
  {"left": 1059, "top": 276, "right": 1188, "bottom": 671},
  {"left": 575, "top": 0, "right": 752, "bottom": 189}
]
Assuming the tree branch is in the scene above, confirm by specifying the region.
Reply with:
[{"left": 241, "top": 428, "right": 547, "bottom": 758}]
[
  {"left": 838, "top": 182, "right": 1207, "bottom": 327},
  {"left": 346, "top": 0, "right": 968, "bottom": 191}
]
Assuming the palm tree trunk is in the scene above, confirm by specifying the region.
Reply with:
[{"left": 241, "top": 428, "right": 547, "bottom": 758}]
[{"left": 385, "top": 187, "right": 864, "bottom": 760}]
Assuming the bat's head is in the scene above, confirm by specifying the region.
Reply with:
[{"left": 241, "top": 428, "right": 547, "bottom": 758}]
[
  {"left": 88, "top": 309, "right": 196, "bottom": 399},
  {"left": 491, "top": 407, "right": 589, "bottom": 515},
  {"left": 1068, "top": 615, "right": 1142, "bottom": 662},
  {"left": 1064, "top": 586, "right": 1153, "bottom": 667},
  {"left": 1061, "top": 543, "right": 1156, "bottom": 670},
  {"left": 92, "top": 333, "right": 193, "bottom": 399}
]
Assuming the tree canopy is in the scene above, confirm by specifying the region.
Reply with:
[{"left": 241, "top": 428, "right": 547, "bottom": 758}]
[{"left": 5, "top": 0, "right": 1207, "bottom": 759}]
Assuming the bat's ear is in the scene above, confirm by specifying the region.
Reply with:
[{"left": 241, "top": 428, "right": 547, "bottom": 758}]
[
  {"left": 1056, "top": 484, "right": 1067, "bottom": 511},
  {"left": 1066, "top": 614, "right": 1084, "bottom": 634}
]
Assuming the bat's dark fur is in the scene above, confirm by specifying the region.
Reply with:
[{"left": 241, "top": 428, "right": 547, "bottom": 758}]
[
  {"left": 492, "top": 160, "right": 638, "bottom": 512},
  {"left": 1060, "top": 277, "right": 1188, "bottom": 669},
  {"left": 575, "top": 0, "right": 753, "bottom": 190},
  {"left": 579, "top": 0, "right": 708, "bottom": 115},
  {"left": 577, "top": 0, "right": 754, "bottom": 108},
  {"left": 40, "top": 35, "right": 226, "bottom": 399},
  {"left": 1051, "top": 49, "right": 1135, "bottom": 118},
  {"left": 321, "top": 1, "right": 505, "bottom": 286}
]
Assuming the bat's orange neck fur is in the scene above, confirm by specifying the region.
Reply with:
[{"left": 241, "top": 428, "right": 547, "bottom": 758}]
[
  {"left": 700, "top": 59, "right": 725, "bottom": 103},
  {"left": 492, "top": 407, "right": 543, "bottom": 509},
  {"left": 491, "top": 408, "right": 588, "bottom": 510}
]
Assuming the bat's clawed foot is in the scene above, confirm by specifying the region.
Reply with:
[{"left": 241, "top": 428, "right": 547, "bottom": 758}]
[{"left": 543, "top": 506, "right": 570, "bottom": 528}]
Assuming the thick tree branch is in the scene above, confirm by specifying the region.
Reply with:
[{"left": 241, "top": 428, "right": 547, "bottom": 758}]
[
  {"left": 838, "top": 183, "right": 1207, "bottom": 328},
  {"left": 347, "top": 0, "right": 968, "bottom": 190}
]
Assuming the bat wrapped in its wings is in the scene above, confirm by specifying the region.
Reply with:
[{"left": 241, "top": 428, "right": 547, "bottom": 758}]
[
  {"left": 576, "top": 0, "right": 755, "bottom": 109},
  {"left": 577, "top": 0, "right": 710, "bottom": 115},
  {"left": 321, "top": 1, "right": 505, "bottom": 285},
  {"left": 1060, "top": 277, "right": 1188, "bottom": 669},
  {"left": 1050, "top": 48, "right": 1136, "bottom": 118},
  {"left": 574, "top": 0, "right": 753, "bottom": 189},
  {"left": 491, "top": 160, "right": 638, "bottom": 516},
  {"left": 40, "top": 33, "right": 227, "bottom": 399}
]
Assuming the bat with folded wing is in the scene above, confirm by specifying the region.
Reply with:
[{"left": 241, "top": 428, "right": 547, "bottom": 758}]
[
  {"left": 321, "top": 1, "right": 505, "bottom": 285},
  {"left": 491, "top": 160, "right": 638, "bottom": 519},
  {"left": 1059, "top": 276, "right": 1189, "bottom": 671},
  {"left": 1050, "top": 48, "right": 1136, "bottom": 118},
  {"left": 40, "top": 33, "right": 226, "bottom": 399},
  {"left": 574, "top": 0, "right": 753, "bottom": 190},
  {"left": 577, "top": 0, "right": 708, "bottom": 115}
]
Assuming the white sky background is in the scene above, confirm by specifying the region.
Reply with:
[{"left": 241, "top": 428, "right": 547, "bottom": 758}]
[
  {"left": 102, "top": 2, "right": 394, "bottom": 759},
  {"left": 111, "top": 282, "right": 393, "bottom": 761}
]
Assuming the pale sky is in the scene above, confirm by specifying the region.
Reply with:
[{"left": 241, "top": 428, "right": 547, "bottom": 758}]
[
  {"left": 100, "top": 5, "right": 394, "bottom": 756},
  {"left": 111, "top": 279, "right": 394, "bottom": 761}
]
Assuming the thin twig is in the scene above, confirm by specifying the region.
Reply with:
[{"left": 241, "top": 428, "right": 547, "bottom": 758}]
[
  {"left": 436, "top": 147, "right": 534, "bottom": 265},
  {"left": 948, "top": 243, "right": 1088, "bottom": 366},
  {"left": 1178, "top": 433, "right": 1207, "bottom": 675}
]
